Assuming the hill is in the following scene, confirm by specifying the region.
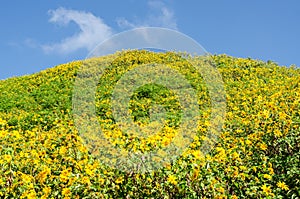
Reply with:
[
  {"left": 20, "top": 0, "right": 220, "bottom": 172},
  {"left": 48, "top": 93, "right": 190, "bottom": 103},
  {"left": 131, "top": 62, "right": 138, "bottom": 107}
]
[{"left": 0, "top": 50, "right": 299, "bottom": 198}]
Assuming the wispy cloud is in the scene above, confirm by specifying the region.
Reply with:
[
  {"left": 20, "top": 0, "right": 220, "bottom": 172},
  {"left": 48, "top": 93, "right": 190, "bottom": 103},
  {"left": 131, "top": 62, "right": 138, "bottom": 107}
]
[
  {"left": 37, "top": 1, "right": 177, "bottom": 55},
  {"left": 42, "top": 7, "right": 113, "bottom": 54},
  {"left": 117, "top": 0, "right": 177, "bottom": 30}
]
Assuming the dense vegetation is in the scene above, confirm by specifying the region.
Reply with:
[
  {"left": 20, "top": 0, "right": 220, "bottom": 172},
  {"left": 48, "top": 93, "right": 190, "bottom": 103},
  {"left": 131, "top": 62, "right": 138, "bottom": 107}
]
[{"left": 0, "top": 50, "right": 299, "bottom": 198}]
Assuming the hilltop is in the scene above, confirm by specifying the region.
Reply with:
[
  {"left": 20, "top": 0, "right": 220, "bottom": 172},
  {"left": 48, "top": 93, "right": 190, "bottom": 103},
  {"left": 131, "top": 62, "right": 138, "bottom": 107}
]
[{"left": 0, "top": 50, "right": 299, "bottom": 198}]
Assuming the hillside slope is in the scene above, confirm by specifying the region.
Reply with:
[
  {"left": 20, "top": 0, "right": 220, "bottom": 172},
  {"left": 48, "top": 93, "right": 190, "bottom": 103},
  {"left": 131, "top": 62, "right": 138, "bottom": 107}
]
[{"left": 0, "top": 50, "right": 299, "bottom": 198}]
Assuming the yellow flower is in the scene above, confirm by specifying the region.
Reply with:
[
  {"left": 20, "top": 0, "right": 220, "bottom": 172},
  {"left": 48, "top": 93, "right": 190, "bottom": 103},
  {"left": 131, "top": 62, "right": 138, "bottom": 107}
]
[
  {"left": 167, "top": 175, "right": 177, "bottom": 185},
  {"left": 239, "top": 166, "right": 247, "bottom": 171},
  {"left": 0, "top": 118, "right": 7, "bottom": 126},
  {"left": 215, "top": 195, "right": 226, "bottom": 199},
  {"left": 0, "top": 130, "right": 8, "bottom": 139},
  {"left": 85, "top": 164, "right": 96, "bottom": 177},
  {"left": 98, "top": 178, "right": 105, "bottom": 184},
  {"left": 26, "top": 191, "right": 37, "bottom": 199},
  {"left": 62, "top": 188, "right": 71, "bottom": 196},
  {"left": 232, "top": 168, "right": 239, "bottom": 178},
  {"left": 231, "top": 195, "right": 238, "bottom": 199},
  {"left": 245, "top": 139, "right": 252, "bottom": 145},
  {"left": 263, "top": 174, "right": 272, "bottom": 180},
  {"left": 278, "top": 112, "right": 287, "bottom": 120},
  {"left": 81, "top": 176, "right": 91, "bottom": 185},
  {"left": 41, "top": 195, "right": 48, "bottom": 199},
  {"left": 37, "top": 166, "right": 51, "bottom": 184},
  {"left": 261, "top": 184, "right": 272, "bottom": 196},
  {"left": 22, "top": 174, "right": 33, "bottom": 184},
  {"left": 277, "top": 181, "right": 289, "bottom": 190},
  {"left": 59, "top": 146, "right": 68, "bottom": 155},
  {"left": 115, "top": 176, "right": 124, "bottom": 184},
  {"left": 217, "top": 186, "right": 225, "bottom": 193},
  {"left": 192, "top": 169, "right": 200, "bottom": 180},
  {"left": 3, "top": 154, "right": 12, "bottom": 163},
  {"left": 21, "top": 190, "right": 37, "bottom": 199},
  {"left": 42, "top": 187, "right": 51, "bottom": 195},
  {"left": 268, "top": 167, "right": 274, "bottom": 175},
  {"left": 60, "top": 168, "right": 71, "bottom": 183},
  {"left": 259, "top": 143, "right": 268, "bottom": 151},
  {"left": 232, "top": 151, "right": 240, "bottom": 160},
  {"left": 274, "top": 129, "right": 282, "bottom": 137}
]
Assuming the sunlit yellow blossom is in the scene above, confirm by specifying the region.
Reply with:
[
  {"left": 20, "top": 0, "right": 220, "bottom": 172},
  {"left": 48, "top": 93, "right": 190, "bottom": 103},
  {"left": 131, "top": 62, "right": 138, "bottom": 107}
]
[
  {"left": 3, "top": 154, "right": 12, "bottom": 163},
  {"left": 259, "top": 143, "right": 268, "bottom": 151},
  {"left": 167, "top": 175, "right": 177, "bottom": 185},
  {"left": 82, "top": 176, "right": 91, "bottom": 185},
  {"left": 62, "top": 188, "right": 71, "bottom": 196},
  {"left": 268, "top": 167, "right": 274, "bottom": 175},
  {"left": 274, "top": 129, "right": 282, "bottom": 137},
  {"left": 232, "top": 151, "right": 240, "bottom": 160},
  {"left": 98, "top": 178, "right": 105, "bottom": 185},
  {"left": 245, "top": 139, "right": 252, "bottom": 145},
  {"left": 60, "top": 168, "right": 71, "bottom": 183},
  {"left": 231, "top": 195, "right": 238, "bottom": 199},
  {"left": 85, "top": 164, "right": 96, "bottom": 177},
  {"left": 0, "top": 118, "right": 7, "bottom": 126},
  {"left": 26, "top": 190, "right": 37, "bottom": 199},
  {"left": 217, "top": 186, "right": 225, "bottom": 193},
  {"left": 42, "top": 187, "right": 51, "bottom": 195},
  {"left": 115, "top": 176, "right": 124, "bottom": 184},
  {"left": 261, "top": 184, "right": 272, "bottom": 196},
  {"left": 22, "top": 174, "right": 33, "bottom": 184},
  {"left": 277, "top": 181, "right": 289, "bottom": 190},
  {"left": 263, "top": 174, "right": 272, "bottom": 180},
  {"left": 37, "top": 166, "right": 51, "bottom": 184},
  {"left": 59, "top": 146, "right": 68, "bottom": 155}
]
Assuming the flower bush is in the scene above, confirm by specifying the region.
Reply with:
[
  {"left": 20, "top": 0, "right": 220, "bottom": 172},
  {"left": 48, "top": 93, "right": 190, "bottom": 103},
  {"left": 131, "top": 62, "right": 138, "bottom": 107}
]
[{"left": 0, "top": 50, "right": 299, "bottom": 198}]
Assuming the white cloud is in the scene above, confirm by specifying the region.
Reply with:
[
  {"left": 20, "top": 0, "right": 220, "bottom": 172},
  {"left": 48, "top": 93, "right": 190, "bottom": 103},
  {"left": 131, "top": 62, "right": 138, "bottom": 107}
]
[
  {"left": 24, "top": 38, "right": 39, "bottom": 49},
  {"left": 40, "top": 1, "right": 177, "bottom": 55},
  {"left": 117, "top": 0, "right": 177, "bottom": 30},
  {"left": 42, "top": 7, "right": 113, "bottom": 54}
]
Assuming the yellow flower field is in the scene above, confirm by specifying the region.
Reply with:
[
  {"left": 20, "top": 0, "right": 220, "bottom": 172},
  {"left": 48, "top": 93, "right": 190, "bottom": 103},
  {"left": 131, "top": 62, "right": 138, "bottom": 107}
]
[{"left": 0, "top": 50, "right": 299, "bottom": 198}]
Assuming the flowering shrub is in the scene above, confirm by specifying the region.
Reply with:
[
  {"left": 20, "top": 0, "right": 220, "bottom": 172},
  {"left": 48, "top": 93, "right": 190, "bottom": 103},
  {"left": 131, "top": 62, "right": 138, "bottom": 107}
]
[{"left": 0, "top": 50, "right": 299, "bottom": 198}]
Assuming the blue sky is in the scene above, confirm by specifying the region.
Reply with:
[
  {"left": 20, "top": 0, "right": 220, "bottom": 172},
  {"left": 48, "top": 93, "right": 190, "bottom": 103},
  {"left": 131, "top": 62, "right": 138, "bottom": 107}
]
[{"left": 0, "top": 0, "right": 299, "bottom": 80}]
